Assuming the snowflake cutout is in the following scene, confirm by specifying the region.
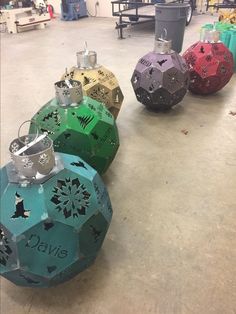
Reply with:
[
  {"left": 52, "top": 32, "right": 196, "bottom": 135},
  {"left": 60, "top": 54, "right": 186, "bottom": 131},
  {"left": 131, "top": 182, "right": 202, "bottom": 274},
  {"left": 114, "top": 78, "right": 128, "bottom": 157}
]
[
  {"left": 51, "top": 178, "right": 91, "bottom": 219},
  {"left": 75, "top": 89, "right": 82, "bottom": 96},
  {"left": 10, "top": 142, "right": 20, "bottom": 153},
  {"left": 38, "top": 153, "right": 49, "bottom": 165},
  {"left": 22, "top": 157, "right": 33, "bottom": 169},
  {"left": 205, "top": 55, "right": 212, "bottom": 62},
  {"left": 62, "top": 89, "right": 70, "bottom": 97}
]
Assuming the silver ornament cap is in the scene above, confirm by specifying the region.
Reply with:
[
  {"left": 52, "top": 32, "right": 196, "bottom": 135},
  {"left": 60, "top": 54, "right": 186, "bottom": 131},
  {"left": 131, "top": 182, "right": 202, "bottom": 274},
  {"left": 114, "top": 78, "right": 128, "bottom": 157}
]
[
  {"left": 9, "top": 122, "right": 55, "bottom": 179},
  {"left": 55, "top": 79, "right": 83, "bottom": 106}
]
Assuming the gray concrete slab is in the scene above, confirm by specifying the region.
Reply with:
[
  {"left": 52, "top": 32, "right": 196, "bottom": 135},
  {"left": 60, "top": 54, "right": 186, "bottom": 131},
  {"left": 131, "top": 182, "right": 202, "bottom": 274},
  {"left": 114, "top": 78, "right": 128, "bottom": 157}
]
[{"left": 1, "top": 14, "right": 236, "bottom": 314}]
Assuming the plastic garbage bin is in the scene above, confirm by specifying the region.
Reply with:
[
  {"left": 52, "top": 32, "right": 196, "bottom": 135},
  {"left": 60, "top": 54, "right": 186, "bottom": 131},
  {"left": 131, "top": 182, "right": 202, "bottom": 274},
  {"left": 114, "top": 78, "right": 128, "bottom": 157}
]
[{"left": 155, "top": 3, "right": 190, "bottom": 53}]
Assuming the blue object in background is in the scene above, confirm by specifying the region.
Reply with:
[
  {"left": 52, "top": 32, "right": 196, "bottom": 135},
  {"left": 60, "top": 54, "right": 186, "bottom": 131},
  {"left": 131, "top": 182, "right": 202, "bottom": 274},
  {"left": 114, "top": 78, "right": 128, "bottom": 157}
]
[
  {"left": 61, "top": 0, "right": 88, "bottom": 21},
  {"left": 151, "top": 0, "right": 165, "bottom": 3}
]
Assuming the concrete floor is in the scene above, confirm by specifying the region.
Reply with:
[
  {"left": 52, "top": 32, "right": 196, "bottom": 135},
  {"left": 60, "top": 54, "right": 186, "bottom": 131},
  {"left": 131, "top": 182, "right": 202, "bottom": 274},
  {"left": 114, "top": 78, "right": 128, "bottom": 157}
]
[{"left": 1, "top": 13, "right": 236, "bottom": 314}]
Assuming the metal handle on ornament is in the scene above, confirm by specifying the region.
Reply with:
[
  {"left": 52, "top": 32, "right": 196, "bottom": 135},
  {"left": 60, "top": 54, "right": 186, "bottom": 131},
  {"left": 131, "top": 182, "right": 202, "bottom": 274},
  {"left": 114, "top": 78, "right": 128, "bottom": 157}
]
[
  {"left": 154, "top": 29, "right": 172, "bottom": 54},
  {"left": 76, "top": 42, "right": 97, "bottom": 69},
  {"left": 160, "top": 28, "right": 168, "bottom": 41},
  {"left": 84, "top": 41, "right": 89, "bottom": 55},
  {"left": 15, "top": 120, "right": 47, "bottom": 156},
  {"left": 65, "top": 79, "right": 73, "bottom": 89}
]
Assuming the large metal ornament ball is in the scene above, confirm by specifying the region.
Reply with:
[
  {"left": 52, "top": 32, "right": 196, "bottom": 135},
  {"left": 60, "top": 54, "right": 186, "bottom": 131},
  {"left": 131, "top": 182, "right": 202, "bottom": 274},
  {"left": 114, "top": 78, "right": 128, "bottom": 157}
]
[
  {"left": 30, "top": 97, "right": 119, "bottom": 175},
  {"left": 131, "top": 52, "right": 189, "bottom": 111},
  {"left": 62, "top": 66, "right": 124, "bottom": 119},
  {"left": 0, "top": 153, "right": 112, "bottom": 287},
  {"left": 183, "top": 42, "right": 234, "bottom": 95}
]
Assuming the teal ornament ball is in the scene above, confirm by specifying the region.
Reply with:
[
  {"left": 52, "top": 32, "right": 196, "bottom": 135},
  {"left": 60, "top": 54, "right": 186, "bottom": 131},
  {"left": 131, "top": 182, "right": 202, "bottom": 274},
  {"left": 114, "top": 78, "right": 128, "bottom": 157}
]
[{"left": 1, "top": 138, "right": 112, "bottom": 287}]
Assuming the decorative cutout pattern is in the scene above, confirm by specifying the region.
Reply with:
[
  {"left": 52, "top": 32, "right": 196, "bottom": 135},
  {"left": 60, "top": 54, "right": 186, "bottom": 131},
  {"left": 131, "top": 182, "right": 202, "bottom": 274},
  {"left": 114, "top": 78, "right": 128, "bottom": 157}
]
[
  {"left": 206, "top": 55, "right": 212, "bottom": 62},
  {"left": 70, "top": 161, "right": 87, "bottom": 169},
  {"left": 22, "top": 157, "right": 33, "bottom": 169},
  {"left": 89, "top": 225, "right": 102, "bottom": 243},
  {"left": 43, "top": 222, "right": 54, "bottom": 231},
  {"left": 77, "top": 115, "right": 94, "bottom": 129},
  {"left": 47, "top": 265, "right": 57, "bottom": 273},
  {"left": 10, "top": 142, "right": 20, "bottom": 153},
  {"left": 20, "top": 273, "right": 40, "bottom": 284},
  {"left": 91, "top": 132, "right": 99, "bottom": 140},
  {"left": 90, "top": 86, "right": 110, "bottom": 105},
  {"left": 12, "top": 192, "right": 31, "bottom": 219},
  {"left": 157, "top": 59, "right": 168, "bottom": 66},
  {"left": 83, "top": 76, "right": 91, "bottom": 86},
  {"left": 200, "top": 46, "right": 205, "bottom": 53},
  {"left": 62, "top": 89, "right": 70, "bottom": 97},
  {"left": 42, "top": 110, "right": 61, "bottom": 128},
  {"left": 64, "top": 133, "right": 71, "bottom": 139},
  {"left": 51, "top": 178, "right": 91, "bottom": 219},
  {"left": 88, "top": 103, "right": 96, "bottom": 111},
  {"left": 0, "top": 229, "right": 12, "bottom": 267},
  {"left": 41, "top": 128, "right": 54, "bottom": 135},
  {"left": 38, "top": 153, "right": 49, "bottom": 165},
  {"left": 186, "top": 53, "right": 197, "bottom": 66}
]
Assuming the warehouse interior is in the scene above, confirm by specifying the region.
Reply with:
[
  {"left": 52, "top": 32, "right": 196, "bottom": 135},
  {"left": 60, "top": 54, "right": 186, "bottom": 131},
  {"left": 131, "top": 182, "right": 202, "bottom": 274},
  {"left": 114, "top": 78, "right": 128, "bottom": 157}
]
[{"left": 1, "top": 1, "right": 236, "bottom": 313}]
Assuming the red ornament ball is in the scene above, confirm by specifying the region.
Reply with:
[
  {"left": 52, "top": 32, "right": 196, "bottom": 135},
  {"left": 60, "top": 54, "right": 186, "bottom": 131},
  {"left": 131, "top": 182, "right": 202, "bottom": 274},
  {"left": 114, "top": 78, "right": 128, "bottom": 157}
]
[{"left": 183, "top": 42, "right": 234, "bottom": 95}]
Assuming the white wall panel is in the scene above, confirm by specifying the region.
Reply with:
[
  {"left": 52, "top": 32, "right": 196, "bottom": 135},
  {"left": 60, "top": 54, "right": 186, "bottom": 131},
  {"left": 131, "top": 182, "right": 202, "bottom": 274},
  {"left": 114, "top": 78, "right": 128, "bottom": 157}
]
[{"left": 49, "top": 0, "right": 113, "bottom": 17}]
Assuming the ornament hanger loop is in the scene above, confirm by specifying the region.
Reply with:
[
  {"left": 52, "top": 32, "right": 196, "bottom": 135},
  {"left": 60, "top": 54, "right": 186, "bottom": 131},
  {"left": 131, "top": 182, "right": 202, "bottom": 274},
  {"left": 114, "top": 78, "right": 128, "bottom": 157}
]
[
  {"left": 18, "top": 120, "right": 38, "bottom": 144},
  {"left": 154, "top": 28, "right": 172, "bottom": 54},
  {"left": 16, "top": 120, "right": 47, "bottom": 156},
  {"left": 84, "top": 41, "right": 89, "bottom": 55},
  {"left": 160, "top": 28, "right": 168, "bottom": 41}
]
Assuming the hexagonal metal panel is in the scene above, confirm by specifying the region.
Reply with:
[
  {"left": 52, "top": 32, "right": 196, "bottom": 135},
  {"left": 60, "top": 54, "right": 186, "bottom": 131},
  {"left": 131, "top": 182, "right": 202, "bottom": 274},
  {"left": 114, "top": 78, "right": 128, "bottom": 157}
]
[
  {"left": 162, "top": 67, "right": 185, "bottom": 94},
  {"left": 49, "top": 255, "right": 95, "bottom": 286},
  {"left": 2, "top": 269, "right": 47, "bottom": 287},
  {"left": 17, "top": 220, "right": 79, "bottom": 278},
  {"left": 79, "top": 212, "right": 109, "bottom": 258}
]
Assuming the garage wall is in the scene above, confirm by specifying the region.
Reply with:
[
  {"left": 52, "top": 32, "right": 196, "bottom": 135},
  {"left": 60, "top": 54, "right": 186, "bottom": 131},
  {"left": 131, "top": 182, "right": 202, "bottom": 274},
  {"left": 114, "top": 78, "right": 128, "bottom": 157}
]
[
  {"left": 87, "top": 0, "right": 113, "bottom": 17},
  {"left": 49, "top": 0, "right": 113, "bottom": 17}
]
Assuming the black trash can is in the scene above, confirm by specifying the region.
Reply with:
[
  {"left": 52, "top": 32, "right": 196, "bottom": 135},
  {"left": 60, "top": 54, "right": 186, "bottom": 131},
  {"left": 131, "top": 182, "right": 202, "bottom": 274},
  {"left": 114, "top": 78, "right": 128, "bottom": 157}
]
[{"left": 155, "top": 3, "right": 190, "bottom": 53}]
